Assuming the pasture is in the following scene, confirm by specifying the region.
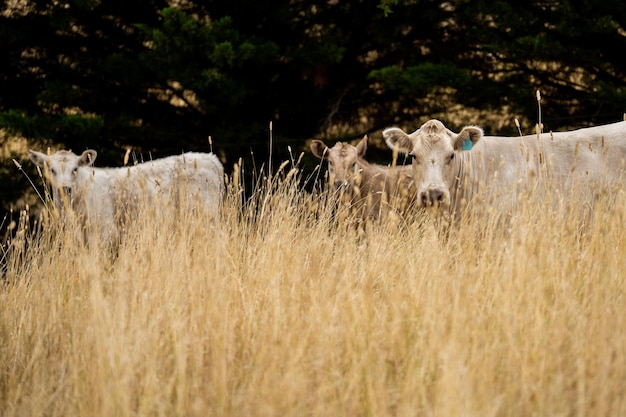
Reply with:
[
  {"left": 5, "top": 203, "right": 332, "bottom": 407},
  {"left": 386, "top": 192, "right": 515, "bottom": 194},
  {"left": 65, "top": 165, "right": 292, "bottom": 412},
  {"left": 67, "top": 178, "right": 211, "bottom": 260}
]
[{"left": 1, "top": 156, "right": 626, "bottom": 417}]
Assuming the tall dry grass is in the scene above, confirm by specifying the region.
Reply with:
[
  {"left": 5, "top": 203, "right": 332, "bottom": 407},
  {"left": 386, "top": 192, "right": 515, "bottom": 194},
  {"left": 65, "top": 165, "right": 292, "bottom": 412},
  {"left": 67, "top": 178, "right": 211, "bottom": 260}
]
[{"left": 1, "top": 158, "right": 626, "bottom": 417}]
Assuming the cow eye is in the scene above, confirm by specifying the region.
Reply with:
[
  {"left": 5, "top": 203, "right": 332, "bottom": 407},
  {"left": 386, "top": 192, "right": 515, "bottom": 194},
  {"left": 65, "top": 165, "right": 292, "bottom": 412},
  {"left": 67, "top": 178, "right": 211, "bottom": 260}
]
[
  {"left": 50, "top": 168, "right": 56, "bottom": 175},
  {"left": 72, "top": 167, "right": 78, "bottom": 175},
  {"left": 448, "top": 153, "right": 455, "bottom": 163}
]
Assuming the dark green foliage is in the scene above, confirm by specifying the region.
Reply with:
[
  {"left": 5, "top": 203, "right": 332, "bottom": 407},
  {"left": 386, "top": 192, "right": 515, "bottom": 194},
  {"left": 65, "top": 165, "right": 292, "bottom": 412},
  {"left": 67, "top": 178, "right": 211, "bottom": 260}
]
[
  {"left": 0, "top": 0, "right": 625, "bottom": 214},
  {"left": 0, "top": 110, "right": 103, "bottom": 144},
  {"left": 369, "top": 64, "right": 473, "bottom": 96}
]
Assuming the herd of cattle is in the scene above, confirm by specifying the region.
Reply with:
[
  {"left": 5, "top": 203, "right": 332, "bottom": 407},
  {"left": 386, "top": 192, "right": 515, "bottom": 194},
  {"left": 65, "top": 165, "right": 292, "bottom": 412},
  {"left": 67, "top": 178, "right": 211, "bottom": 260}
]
[{"left": 28, "top": 118, "right": 626, "bottom": 240}]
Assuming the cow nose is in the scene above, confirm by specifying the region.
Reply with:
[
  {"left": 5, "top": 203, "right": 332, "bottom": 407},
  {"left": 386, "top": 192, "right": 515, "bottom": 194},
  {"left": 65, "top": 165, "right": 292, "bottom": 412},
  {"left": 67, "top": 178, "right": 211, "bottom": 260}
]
[
  {"left": 420, "top": 189, "right": 444, "bottom": 206},
  {"left": 334, "top": 180, "right": 347, "bottom": 189},
  {"left": 61, "top": 187, "right": 73, "bottom": 198}
]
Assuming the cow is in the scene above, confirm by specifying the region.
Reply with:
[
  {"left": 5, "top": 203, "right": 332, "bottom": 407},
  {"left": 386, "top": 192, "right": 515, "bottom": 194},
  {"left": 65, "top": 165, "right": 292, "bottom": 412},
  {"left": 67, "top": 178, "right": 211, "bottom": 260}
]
[
  {"left": 29, "top": 149, "right": 224, "bottom": 242},
  {"left": 310, "top": 135, "right": 416, "bottom": 221},
  {"left": 383, "top": 119, "right": 626, "bottom": 218}
]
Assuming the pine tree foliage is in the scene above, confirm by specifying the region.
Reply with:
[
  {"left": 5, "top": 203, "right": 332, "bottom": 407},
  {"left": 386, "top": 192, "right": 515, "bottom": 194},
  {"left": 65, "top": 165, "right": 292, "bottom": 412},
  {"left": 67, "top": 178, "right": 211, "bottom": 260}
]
[{"left": 1, "top": 0, "right": 625, "bottom": 211}]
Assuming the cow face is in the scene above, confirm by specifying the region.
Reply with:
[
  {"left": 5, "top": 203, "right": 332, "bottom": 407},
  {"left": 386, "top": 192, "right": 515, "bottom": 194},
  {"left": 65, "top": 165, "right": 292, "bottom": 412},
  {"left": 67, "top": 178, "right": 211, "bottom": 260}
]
[
  {"left": 29, "top": 149, "right": 97, "bottom": 208},
  {"left": 310, "top": 136, "right": 368, "bottom": 194},
  {"left": 383, "top": 119, "right": 483, "bottom": 209}
]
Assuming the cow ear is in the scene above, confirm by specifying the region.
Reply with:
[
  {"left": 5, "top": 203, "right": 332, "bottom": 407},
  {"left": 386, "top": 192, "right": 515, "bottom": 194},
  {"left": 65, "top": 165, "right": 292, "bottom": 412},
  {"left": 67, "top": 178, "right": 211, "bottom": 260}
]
[
  {"left": 356, "top": 135, "right": 368, "bottom": 158},
  {"left": 29, "top": 150, "right": 49, "bottom": 167},
  {"left": 454, "top": 126, "right": 483, "bottom": 151},
  {"left": 79, "top": 150, "right": 97, "bottom": 166},
  {"left": 383, "top": 127, "right": 413, "bottom": 154},
  {"left": 310, "top": 140, "right": 329, "bottom": 160}
]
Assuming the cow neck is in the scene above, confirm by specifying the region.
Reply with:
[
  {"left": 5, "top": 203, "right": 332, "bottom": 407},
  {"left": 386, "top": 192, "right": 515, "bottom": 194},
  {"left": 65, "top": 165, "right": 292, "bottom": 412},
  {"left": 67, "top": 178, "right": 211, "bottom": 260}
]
[
  {"left": 449, "top": 150, "right": 476, "bottom": 214},
  {"left": 356, "top": 157, "right": 375, "bottom": 182}
]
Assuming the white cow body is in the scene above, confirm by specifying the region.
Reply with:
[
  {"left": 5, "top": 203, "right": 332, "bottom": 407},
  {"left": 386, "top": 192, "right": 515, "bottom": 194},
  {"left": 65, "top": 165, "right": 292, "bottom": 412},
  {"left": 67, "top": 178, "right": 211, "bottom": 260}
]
[
  {"left": 383, "top": 119, "right": 626, "bottom": 216},
  {"left": 29, "top": 149, "right": 224, "bottom": 241}
]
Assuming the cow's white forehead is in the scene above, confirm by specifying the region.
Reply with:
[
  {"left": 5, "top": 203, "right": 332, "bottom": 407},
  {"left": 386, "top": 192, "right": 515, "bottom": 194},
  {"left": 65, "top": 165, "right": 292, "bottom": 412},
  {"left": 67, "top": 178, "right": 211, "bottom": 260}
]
[
  {"left": 414, "top": 120, "right": 453, "bottom": 151},
  {"left": 328, "top": 142, "right": 357, "bottom": 160},
  {"left": 419, "top": 119, "right": 446, "bottom": 134},
  {"left": 50, "top": 150, "right": 79, "bottom": 164}
]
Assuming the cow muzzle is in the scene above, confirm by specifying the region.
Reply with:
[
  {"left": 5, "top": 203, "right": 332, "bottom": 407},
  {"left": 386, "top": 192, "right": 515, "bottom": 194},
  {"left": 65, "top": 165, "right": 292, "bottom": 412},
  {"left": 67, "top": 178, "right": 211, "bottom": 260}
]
[
  {"left": 419, "top": 188, "right": 448, "bottom": 207},
  {"left": 56, "top": 186, "right": 74, "bottom": 208},
  {"left": 334, "top": 180, "right": 355, "bottom": 195},
  {"left": 333, "top": 180, "right": 345, "bottom": 189},
  {"left": 332, "top": 180, "right": 355, "bottom": 205}
]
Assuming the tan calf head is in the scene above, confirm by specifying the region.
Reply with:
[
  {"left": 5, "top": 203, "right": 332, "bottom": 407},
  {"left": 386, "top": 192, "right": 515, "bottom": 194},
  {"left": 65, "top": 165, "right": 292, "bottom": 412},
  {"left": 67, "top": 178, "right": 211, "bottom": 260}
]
[
  {"left": 383, "top": 119, "right": 483, "bottom": 208},
  {"left": 29, "top": 149, "right": 97, "bottom": 208},
  {"left": 310, "top": 135, "right": 368, "bottom": 193}
]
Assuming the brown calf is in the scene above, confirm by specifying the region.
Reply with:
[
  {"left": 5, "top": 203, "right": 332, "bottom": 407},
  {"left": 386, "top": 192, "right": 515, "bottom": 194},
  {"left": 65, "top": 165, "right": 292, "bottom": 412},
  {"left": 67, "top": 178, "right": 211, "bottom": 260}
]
[{"left": 310, "top": 135, "right": 416, "bottom": 221}]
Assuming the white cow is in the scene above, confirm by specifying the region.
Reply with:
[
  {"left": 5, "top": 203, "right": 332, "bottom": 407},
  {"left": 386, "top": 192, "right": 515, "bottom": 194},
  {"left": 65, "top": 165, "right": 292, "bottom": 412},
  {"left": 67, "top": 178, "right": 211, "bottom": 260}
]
[
  {"left": 29, "top": 149, "right": 224, "bottom": 241},
  {"left": 383, "top": 119, "right": 626, "bottom": 216},
  {"left": 310, "top": 135, "right": 416, "bottom": 220}
]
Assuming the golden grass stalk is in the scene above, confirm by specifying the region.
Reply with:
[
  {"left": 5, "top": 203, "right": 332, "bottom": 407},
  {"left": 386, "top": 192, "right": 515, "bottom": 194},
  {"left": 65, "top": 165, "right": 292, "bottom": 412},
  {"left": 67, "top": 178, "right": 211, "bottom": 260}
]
[{"left": 1, "top": 162, "right": 625, "bottom": 417}]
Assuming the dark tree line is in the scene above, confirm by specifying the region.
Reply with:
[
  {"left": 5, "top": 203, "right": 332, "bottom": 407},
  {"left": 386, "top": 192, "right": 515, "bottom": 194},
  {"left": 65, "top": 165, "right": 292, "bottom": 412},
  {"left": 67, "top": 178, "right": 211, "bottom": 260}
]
[{"left": 1, "top": 0, "right": 625, "bottom": 213}]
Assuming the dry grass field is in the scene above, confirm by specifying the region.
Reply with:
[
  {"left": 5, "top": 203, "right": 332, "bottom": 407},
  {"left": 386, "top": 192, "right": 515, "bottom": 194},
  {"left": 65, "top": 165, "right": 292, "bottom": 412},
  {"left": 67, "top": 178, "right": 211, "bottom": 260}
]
[{"left": 1, "top": 159, "right": 626, "bottom": 417}]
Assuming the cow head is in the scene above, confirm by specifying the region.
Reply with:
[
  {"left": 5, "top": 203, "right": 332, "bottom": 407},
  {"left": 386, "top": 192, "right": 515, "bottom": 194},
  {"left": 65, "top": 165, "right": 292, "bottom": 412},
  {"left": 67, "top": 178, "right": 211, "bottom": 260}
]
[
  {"left": 310, "top": 135, "right": 368, "bottom": 194},
  {"left": 383, "top": 119, "right": 483, "bottom": 209},
  {"left": 29, "top": 149, "right": 97, "bottom": 208}
]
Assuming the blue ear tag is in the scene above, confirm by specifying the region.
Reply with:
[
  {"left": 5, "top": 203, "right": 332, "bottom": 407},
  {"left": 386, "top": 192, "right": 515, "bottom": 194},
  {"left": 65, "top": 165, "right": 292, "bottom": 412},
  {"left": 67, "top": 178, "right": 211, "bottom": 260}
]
[{"left": 462, "top": 138, "right": 473, "bottom": 150}]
